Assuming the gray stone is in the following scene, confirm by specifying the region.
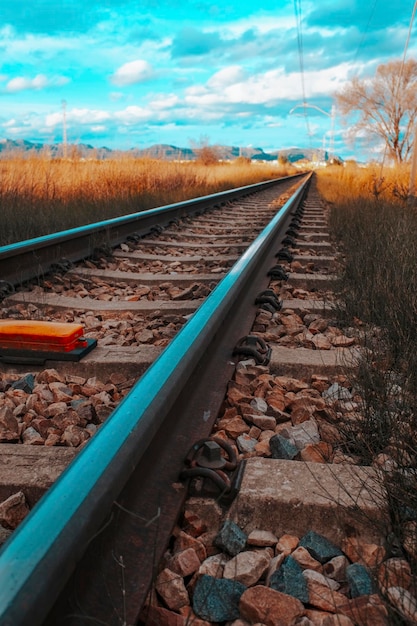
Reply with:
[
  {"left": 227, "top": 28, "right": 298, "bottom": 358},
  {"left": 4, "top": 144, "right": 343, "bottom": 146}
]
[
  {"left": 70, "top": 399, "right": 94, "bottom": 422},
  {"left": 236, "top": 435, "right": 257, "bottom": 453},
  {"left": 223, "top": 549, "right": 270, "bottom": 587},
  {"left": 214, "top": 520, "right": 247, "bottom": 556},
  {"left": 299, "top": 530, "right": 344, "bottom": 564},
  {"left": 193, "top": 574, "right": 246, "bottom": 622},
  {"left": 290, "top": 419, "right": 320, "bottom": 450},
  {"left": 250, "top": 397, "right": 268, "bottom": 413},
  {"left": 269, "top": 434, "right": 299, "bottom": 460},
  {"left": 11, "top": 374, "right": 35, "bottom": 394},
  {"left": 269, "top": 556, "right": 309, "bottom": 603},
  {"left": 322, "top": 383, "right": 352, "bottom": 402},
  {"left": 346, "top": 562, "right": 374, "bottom": 597}
]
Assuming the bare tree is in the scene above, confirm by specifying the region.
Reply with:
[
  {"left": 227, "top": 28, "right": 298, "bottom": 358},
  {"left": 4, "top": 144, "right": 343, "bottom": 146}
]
[
  {"left": 336, "top": 59, "right": 417, "bottom": 163},
  {"left": 190, "top": 136, "right": 220, "bottom": 165}
]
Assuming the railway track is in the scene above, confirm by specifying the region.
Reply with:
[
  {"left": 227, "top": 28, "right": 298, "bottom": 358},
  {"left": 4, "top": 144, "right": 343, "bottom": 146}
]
[{"left": 0, "top": 172, "right": 319, "bottom": 625}]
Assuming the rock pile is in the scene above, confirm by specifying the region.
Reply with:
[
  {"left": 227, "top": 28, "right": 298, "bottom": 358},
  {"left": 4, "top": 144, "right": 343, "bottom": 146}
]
[
  {"left": 1, "top": 302, "right": 188, "bottom": 348},
  {"left": 142, "top": 515, "right": 415, "bottom": 625},
  {"left": 0, "top": 368, "right": 133, "bottom": 447},
  {"left": 213, "top": 359, "right": 359, "bottom": 466},
  {"left": 253, "top": 307, "right": 356, "bottom": 350}
]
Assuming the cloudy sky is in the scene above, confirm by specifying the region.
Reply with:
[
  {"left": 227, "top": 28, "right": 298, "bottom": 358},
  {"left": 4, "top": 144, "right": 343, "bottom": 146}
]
[{"left": 1, "top": 0, "right": 416, "bottom": 160}]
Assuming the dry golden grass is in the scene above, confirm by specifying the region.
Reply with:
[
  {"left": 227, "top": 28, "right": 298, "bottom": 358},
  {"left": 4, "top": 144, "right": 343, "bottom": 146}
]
[
  {"left": 0, "top": 154, "right": 297, "bottom": 246},
  {"left": 317, "top": 162, "right": 417, "bottom": 374},
  {"left": 318, "top": 164, "right": 417, "bottom": 619},
  {"left": 317, "top": 161, "right": 412, "bottom": 204}
]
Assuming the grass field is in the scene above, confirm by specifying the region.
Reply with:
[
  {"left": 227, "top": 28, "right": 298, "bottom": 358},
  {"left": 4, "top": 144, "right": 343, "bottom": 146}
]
[
  {"left": 0, "top": 154, "right": 297, "bottom": 246},
  {"left": 318, "top": 163, "right": 417, "bottom": 623}
]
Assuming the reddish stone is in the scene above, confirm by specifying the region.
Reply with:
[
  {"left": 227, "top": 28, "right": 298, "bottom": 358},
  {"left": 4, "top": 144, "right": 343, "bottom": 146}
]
[
  {"left": 291, "top": 547, "right": 323, "bottom": 572},
  {"left": 341, "top": 538, "right": 386, "bottom": 569},
  {"left": 323, "top": 556, "right": 349, "bottom": 583},
  {"left": 51, "top": 410, "right": 82, "bottom": 429},
  {"left": 281, "top": 313, "right": 305, "bottom": 336},
  {"left": 36, "top": 369, "right": 64, "bottom": 383},
  {"left": 169, "top": 548, "right": 201, "bottom": 577},
  {"left": 139, "top": 604, "right": 185, "bottom": 626},
  {"left": 275, "top": 377, "right": 309, "bottom": 393},
  {"left": 254, "top": 439, "right": 272, "bottom": 456},
  {"left": 266, "top": 391, "right": 286, "bottom": 413},
  {"left": 61, "top": 425, "right": 90, "bottom": 447},
  {"left": 300, "top": 442, "right": 334, "bottom": 463},
  {"left": 240, "top": 586, "right": 305, "bottom": 626},
  {"left": 0, "top": 491, "right": 30, "bottom": 529},
  {"left": 251, "top": 415, "right": 277, "bottom": 430},
  {"left": 308, "top": 318, "right": 329, "bottom": 334},
  {"left": 331, "top": 335, "right": 356, "bottom": 347},
  {"left": 338, "top": 594, "right": 389, "bottom": 626},
  {"left": 248, "top": 425, "right": 262, "bottom": 439},
  {"left": 276, "top": 534, "right": 299, "bottom": 556},
  {"left": 30, "top": 418, "right": 52, "bottom": 439},
  {"left": 227, "top": 382, "right": 253, "bottom": 406},
  {"left": 224, "top": 417, "right": 250, "bottom": 438},
  {"left": 290, "top": 405, "right": 315, "bottom": 425},
  {"left": 220, "top": 407, "right": 239, "bottom": 420},
  {"left": 311, "top": 379, "right": 329, "bottom": 393},
  {"left": 173, "top": 531, "right": 207, "bottom": 562},
  {"left": 378, "top": 558, "right": 412, "bottom": 592},
  {"left": 316, "top": 419, "right": 342, "bottom": 444},
  {"left": 182, "top": 512, "right": 207, "bottom": 538},
  {"left": 311, "top": 334, "right": 332, "bottom": 350},
  {"left": 49, "top": 382, "right": 73, "bottom": 403},
  {"left": 305, "top": 610, "right": 354, "bottom": 625},
  {"left": 155, "top": 569, "right": 189, "bottom": 611},
  {"left": 0, "top": 406, "right": 19, "bottom": 442},
  {"left": 44, "top": 402, "right": 68, "bottom": 418},
  {"left": 306, "top": 578, "right": 347, "bottom": 612},
  {"left": 253, "top": 380, "right": 273, "bottom": 398},
  {"left": 177, "top": 605, "right": 212, "bottom": 625}
]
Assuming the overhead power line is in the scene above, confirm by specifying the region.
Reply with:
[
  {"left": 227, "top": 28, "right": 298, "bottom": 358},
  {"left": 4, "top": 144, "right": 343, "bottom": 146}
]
[
  {"left": 293, "top": 0, "right": 312, "bottom": 147},
  {"left": 353, "top": 0, "right": 378, "bottom": 65}
]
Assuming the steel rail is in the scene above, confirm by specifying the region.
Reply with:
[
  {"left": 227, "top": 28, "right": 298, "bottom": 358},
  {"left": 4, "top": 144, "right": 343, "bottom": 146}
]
[
  {"left": 0, "top": 173, "right": 305, "bottom": 287},
  {"left": 0, "top": 173, "right": 312, "bottom": 626}
]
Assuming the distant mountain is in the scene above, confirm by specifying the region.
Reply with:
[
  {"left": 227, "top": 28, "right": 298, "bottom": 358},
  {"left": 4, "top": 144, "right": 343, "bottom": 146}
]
[{"left": 0, "top": 138, "right": 337, "bottom": 163}]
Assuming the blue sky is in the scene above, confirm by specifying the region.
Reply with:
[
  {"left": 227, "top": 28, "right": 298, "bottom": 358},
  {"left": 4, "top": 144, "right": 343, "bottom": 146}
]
[{"left": 0, "top": 0, "right": 416, "bottom": 160}]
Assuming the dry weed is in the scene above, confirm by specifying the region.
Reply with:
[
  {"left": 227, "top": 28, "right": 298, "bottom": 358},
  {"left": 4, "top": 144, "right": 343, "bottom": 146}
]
[{"left": 0, "top": 154, "right": 296, "bottom": 246}]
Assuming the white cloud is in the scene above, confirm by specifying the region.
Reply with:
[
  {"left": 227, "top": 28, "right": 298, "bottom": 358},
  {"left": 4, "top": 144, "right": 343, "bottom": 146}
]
[
  {"left": 185, "top": 62, "right": 353, "bottom": 109},
  {"left": 45, "top": 108, "right": 111, "bottom": 128},
  {"left": 111, "top": 60, "right": 154, "bottom": 86},
  {"left": 70, "top": 108, "right": 111, "bottom": 124},
  {"left": 150, "top": 94, "right": 180, "bottom": 110},
  {"left": 2, "top": 118, "right": 16, "bottom": 128},
  {"left": 114, "top": 106, "right": 153, "bottom": 124},
  {"left": 109, "top": 92, "right": 125, "bottom": 101},
  {"left": 5, "top": 74, "right": 69, "bottom": 93},
  {"left": 208, "top": 66, "right": 246, "bottom": 89}
]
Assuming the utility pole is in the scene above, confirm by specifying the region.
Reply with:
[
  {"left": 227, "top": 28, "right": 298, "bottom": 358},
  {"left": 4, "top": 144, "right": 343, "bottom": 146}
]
[
  {"left": 329, "top": 105, "right": 336, "bottom": 157},
  {"left": 62, "top": 100, "right": 68, "bottom": 158}
]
